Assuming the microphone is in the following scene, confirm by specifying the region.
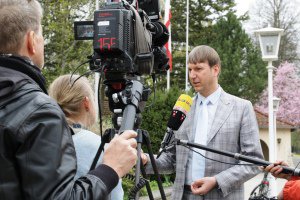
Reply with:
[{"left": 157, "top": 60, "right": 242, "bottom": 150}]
[
  {"left": 176, "top": 139, "right": 300, "bottom": 176},
  {"left": 157, "top": 94, "right": 193, "bottom": 158}
]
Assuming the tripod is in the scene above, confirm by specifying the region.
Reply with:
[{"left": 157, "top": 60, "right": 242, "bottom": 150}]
[{"left": 90, "top": 77, "right": 166, "bottom": 200}]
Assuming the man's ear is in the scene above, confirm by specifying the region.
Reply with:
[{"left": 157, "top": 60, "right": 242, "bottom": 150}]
[
  {"left": 212, "top": 64, "right": 220, "bottom": 77},
  {"left": 26, "top": 31, "right": 36, "bottom": 56}
]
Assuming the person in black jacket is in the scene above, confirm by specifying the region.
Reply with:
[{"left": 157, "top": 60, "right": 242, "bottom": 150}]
[{"left": 0, "top": 1, "right": 138, "bottom": 199}]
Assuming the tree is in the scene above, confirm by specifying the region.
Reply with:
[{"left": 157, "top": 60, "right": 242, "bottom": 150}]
[
  {"left": 40, "top": 0, "right": 95, "bottom": 86},
  {"left": 248, "top": 0, "right": 300, "bottom": 64},
  {"left": 256, "top": 62, "right": 300, "bottom": 125},
  {"left": 209, "top": 13, "right": 267, "bottom": 103},
  {"left": 168, "top": 0, "right": 236, "bottom": 90},
  {"left": 167, "top": 1, "right": 266, "bottom": 103}
]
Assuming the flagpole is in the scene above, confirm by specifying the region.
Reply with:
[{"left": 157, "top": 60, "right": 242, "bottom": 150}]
[
  {"left": 185, "top": 0, "right": 189, "bottom": 91},
  {"left": 167, "top": 57, "right": 170, "bottom": 90},
  {"left": 164, "top": 0, "right": 171, "bottom": 90}
]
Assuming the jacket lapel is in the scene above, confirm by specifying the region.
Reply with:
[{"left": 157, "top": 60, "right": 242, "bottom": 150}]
[{"left": 207, "top": 91, "right": 234, "bottom": 144}]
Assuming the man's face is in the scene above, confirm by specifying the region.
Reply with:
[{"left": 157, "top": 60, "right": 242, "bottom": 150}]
[
  {"left": 31, "top": 25, "right": 44, "bottom": 69},
  {"left": 188, "top": 61, "right": 219, "bottom": 97}
]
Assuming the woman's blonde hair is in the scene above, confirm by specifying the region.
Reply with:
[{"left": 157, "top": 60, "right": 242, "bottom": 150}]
[{"left": 49, "top": 74, "right": 95, "bottom": 119}]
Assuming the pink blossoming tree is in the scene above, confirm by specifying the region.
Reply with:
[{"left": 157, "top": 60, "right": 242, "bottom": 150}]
[{"left": 255, "top": 62, "right": 300, "bottom": 126}]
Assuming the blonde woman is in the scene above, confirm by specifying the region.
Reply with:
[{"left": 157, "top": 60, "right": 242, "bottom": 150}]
[{"left": 49, "top": 74, "right": 124, "bottom": 200}]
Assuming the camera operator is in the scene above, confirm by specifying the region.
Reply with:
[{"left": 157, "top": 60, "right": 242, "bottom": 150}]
[
  {"left": 0, "top": 1, "right": 137, "bottom": 199},
  {"left": 263, "top": 161, "right": 300, "bottom": 200}
]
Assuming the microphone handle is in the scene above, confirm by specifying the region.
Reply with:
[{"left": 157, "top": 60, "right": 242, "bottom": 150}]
[
  {"left": 157, "top": 128, "right": 174, "bottom": 159},
  {"left": 177, "top": 139, "right": 300, "bottom": 176}
]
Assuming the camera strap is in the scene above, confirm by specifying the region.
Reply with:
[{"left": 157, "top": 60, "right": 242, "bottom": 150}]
[
  {"left": 130, "top": 4, "right": 152, "bottom": 55},
  {"left": 129, "top": 4, "right": 154, "bottom": 74}
]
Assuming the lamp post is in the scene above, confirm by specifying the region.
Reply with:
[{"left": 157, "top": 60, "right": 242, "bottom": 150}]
[
  {"left": 255, "top": 26, "right": 284, "bottom": 198},
  {"left": 273, "top": 97, "right": 281, "bottom": 160}
]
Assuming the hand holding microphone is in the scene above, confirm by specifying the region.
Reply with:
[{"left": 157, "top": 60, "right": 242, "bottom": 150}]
[
  {"left": 263, "top": 160, "right": 295, "bottom": 180},
  {"left": 156, "top": 94, "right": 193, "bottom": 158}
]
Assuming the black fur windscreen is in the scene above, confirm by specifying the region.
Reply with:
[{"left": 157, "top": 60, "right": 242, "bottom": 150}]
[{"left": 167, "top": 110, "right": 186, "bottom": 131}]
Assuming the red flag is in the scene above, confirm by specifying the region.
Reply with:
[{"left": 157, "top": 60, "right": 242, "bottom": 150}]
[{"left": 164, "top": 0, "right": 172, "bottom": 71}]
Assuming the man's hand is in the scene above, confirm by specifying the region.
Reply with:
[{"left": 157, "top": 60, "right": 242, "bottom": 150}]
[
  {"left": 277, "top": 190, "right": 283, "bottom": 200},
  {"left": 263, "top": 160, "right": 291, "bottom": 180},
  {"left": 141, "top": 152, "right": 148, "bottom": 166},
  {"left": 102, "top": 130, "right": 137, "bottom": 178},
  {"left": 191, "top": 177, "right": 217, "bottom": 195}
]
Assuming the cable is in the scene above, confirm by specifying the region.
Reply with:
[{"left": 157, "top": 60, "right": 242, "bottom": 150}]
[
  {"left": 97, "top": 67, "right": 105, "bottom": 138},
  {"left": 70, "top": 68, "right": 99, "bottom": 88},
  {"left": 70, "top": 60, "right": 90, "bottom": 83},
  {"left": 145, "top": 73, "right": 157, "bottom": 109},
  {"left": 123, "top": 174, "right": 148, "bottom": 200},
  {"left": 166, "top": 143, "right": 258, "bottom": 167}
]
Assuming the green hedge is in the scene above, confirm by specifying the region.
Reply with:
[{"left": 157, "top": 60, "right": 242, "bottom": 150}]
[{"left": 140, "top": 88, "right": 187, "bottom": 153}]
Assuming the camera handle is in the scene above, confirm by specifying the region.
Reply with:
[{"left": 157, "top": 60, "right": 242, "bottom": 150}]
[
  {"left": 116, "top": 79, "right": 166, "bottom": 200},
  {"left": 117, "top": 79, "right": 144, "bottom": 133}
]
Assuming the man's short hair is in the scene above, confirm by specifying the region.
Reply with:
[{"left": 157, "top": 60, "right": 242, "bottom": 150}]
[
  {"left": 0, "top": 0, "right": 43, "bottom": 54},
  {"left": 188, "top": 45, "right": 221, "bottom": 68}
]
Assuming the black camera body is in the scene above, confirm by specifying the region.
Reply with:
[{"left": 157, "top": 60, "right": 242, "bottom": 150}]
[{"left": 74, "top": 0, "right": 169, "bottom": 76}]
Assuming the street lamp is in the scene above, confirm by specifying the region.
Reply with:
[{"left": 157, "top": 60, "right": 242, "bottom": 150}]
[
  {"left": 255, "top": 26, "right": 284, "bottom": 198},
  {"left": 273, "top": 97, "right": 281, "bottom": 160},
  {"left": 273, "top": 97, "right": 281, "bottom": 112}
]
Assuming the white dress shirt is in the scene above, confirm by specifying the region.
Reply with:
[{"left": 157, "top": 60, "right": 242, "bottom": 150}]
[{"left": 185, "top": 86, "right": 222, "bottom": 184}]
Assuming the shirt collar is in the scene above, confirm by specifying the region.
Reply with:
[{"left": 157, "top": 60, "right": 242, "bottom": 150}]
[{"left": 197, "top": 85, "right": 222, "bottom": 105}]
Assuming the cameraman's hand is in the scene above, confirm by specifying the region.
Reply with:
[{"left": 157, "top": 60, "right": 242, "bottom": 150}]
[
  {"left": 263, "top": 160, "right": 291, "bottom": 180},
  {"left": 102, "top": 130, "right": 137, "bottom": 178}
]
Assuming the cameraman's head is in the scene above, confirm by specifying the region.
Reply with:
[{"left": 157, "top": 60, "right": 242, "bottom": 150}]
[{"left": 0, "top": 0, "right": 44, "bottom": 69}]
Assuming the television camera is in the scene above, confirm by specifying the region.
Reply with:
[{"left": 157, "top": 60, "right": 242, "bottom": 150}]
[
  {"left": 74, "top": 0, "right": 169, "bottom": 76},
  {"left": 74, "top": 0, "right": 170, "bottom": 130},
  {"left": 74, "top": 1, "right": 170, "bottom": 199}
]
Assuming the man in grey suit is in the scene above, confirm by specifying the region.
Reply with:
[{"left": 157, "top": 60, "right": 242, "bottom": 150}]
[{"left": 142, "top": 45, "right": 263, "bottom": 199}]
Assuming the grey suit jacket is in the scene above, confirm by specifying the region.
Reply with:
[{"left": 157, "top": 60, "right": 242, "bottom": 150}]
[{"left": 146, "top": 90, "right": 263, "bottom": 200}]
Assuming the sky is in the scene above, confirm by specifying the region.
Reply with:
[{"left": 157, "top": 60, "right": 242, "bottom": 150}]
[{"left": 234, "top": 0, "right": 256, "bottom": 16}]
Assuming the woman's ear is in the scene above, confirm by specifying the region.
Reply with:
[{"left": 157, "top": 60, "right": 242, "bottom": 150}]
[{"left": 83, "top": 96, "right": 90, "bottom": 112}]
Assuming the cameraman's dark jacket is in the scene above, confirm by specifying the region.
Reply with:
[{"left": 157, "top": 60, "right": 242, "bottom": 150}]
[{"left": 0, "top": 55, "right": 118, "bottom": 200}]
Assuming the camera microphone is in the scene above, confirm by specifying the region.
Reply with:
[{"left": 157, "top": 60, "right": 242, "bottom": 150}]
[{"left": 157, "top": 94, "right": 193, "bottom": 158}]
